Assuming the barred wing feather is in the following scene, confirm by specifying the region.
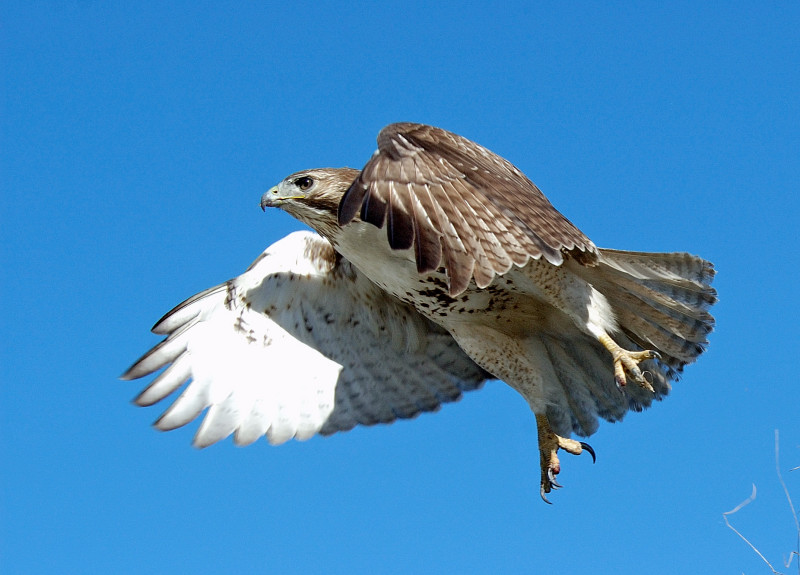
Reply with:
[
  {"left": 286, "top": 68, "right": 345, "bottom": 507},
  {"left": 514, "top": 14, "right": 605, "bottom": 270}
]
[{"left": 122, "top": 231, "right": 488, "bottom": 447}]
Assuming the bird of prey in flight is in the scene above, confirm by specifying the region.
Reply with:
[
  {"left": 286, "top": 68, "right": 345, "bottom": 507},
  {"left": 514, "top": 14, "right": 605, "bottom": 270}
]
[{"left": 123, "top": 123, "right": 716, "bottom": 502}]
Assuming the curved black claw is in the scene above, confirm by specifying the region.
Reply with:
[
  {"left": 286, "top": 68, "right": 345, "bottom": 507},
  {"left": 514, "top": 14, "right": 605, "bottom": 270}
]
[
  {"left": 540, "top": 486, "right": 552, "bottom": 505},
  {"left": 547, "top": 468, "right": 563, "bottom": 489},
  {"left": 580, "top": 442, "right": 597, "bottom": 463}
]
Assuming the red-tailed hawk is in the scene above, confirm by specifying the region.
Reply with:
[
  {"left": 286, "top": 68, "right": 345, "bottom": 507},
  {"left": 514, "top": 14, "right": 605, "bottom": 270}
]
[{"left": 123, "top": 123, "right": 716, "bottom": 502}]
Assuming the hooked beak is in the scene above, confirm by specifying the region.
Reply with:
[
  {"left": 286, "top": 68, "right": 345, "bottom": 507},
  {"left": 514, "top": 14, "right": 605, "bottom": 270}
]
[
  {"left": 260, "top": 186, "right": 279, "bottom": 211},
  {"left": 260, "top": 185, "right": 305, "bottom": 211}
]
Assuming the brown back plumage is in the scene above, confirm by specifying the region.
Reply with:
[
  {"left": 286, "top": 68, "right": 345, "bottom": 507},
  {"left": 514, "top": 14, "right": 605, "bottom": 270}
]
[{"left": 338, "top": 123, "right": 597, "bottom": 295}]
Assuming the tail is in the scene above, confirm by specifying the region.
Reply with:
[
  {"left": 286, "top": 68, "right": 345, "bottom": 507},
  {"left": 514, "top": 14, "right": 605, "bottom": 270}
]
[
  {"left": 529, "top": 250, "right": 716, "bottom": 438},
  {"left": 589, "top": 249, "right": 717, "bottom": 377}
]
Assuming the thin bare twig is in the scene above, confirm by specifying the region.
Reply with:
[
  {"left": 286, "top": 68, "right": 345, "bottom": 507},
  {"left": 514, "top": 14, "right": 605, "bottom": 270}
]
[
  {"left": 723, "top": 483, "right": 783, "bottom": 574},
  {"left": 774, "top": 430, "right": 800, "bottom": 573}
]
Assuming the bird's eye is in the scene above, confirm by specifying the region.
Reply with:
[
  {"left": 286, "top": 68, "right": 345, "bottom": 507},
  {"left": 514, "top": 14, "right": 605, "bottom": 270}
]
[{"left": 294, "top": 176, "right": 314, "bottom": 191}]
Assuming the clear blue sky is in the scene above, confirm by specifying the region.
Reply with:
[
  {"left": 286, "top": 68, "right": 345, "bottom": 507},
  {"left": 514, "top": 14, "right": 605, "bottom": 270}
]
[{"left": 2, "top": 3, "right": 798, "bottom": 573}]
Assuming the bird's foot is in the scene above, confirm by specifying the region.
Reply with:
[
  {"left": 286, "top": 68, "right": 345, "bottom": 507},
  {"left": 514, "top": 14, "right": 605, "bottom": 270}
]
[
  {"left": 597, "top": 334, "right": 660, "bottom": 392},
  {"left": 536, "top": 414, "right": 595, "bottom": 503}
]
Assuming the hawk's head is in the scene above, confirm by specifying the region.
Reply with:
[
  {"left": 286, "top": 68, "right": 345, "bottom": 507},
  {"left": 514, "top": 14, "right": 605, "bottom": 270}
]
[{"left": 261, "top": 167, "right": 360, "bottom": 239}]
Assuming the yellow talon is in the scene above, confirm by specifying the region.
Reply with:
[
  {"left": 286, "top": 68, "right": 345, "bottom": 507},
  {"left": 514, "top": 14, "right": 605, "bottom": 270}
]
[
  {"left": 597, "top": 333, "right": 660, "bottom": 392},
  {"left": 536, "top": 414, "right": 595, "bottom": 503}
]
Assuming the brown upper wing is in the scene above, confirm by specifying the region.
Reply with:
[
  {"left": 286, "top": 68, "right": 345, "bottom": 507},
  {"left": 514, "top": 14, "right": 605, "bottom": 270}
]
[{"left": 338, "top": 123, "right": 597, "bottom": 295}]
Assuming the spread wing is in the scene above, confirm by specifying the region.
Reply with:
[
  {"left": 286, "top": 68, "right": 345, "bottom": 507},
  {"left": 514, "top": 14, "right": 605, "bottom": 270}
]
[
  {"left": 338, "top": 122, "right": 598, "bottom": 294},
  {"left": 121, "top": 231, "right": 488, "bottom": 447}
]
